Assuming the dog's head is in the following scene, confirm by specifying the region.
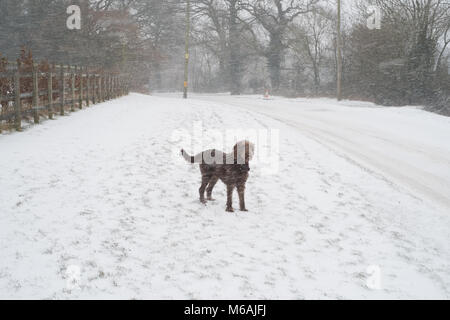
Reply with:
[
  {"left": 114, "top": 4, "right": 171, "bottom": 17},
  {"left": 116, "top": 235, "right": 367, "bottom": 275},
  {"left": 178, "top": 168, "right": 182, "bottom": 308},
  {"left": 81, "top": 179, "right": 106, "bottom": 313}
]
[{"left": 233, "top": 140, "right": 255, "bottom": 164}]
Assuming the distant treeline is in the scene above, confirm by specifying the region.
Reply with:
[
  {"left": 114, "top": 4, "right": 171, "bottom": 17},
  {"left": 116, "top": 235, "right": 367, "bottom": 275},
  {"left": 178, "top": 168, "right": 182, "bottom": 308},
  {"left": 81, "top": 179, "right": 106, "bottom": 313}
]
[{"left": 1, "top": 0, "right": 448, "bottom": 115}]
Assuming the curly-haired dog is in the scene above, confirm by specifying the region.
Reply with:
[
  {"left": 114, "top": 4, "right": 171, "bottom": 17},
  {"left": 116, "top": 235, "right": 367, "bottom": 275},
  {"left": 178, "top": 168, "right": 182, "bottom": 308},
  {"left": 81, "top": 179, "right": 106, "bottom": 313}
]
[{"left": 181, "top": 141, "right": 255, "bottom": 212}]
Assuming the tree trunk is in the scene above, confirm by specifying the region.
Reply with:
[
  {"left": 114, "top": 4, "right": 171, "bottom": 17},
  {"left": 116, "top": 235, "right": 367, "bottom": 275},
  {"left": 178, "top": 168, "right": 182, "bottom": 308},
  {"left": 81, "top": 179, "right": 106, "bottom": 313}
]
[
  {"left": 336, "top": 0, "right": 343, "bottom": 101},
  {"left": 313, "top": 61, "right": 319, "bottom": 95},
  {"left": 267, "top": 32, "right": 283, "bottom": 92},
  {"left": 229, "top": 0, "right": 241, "bottom": 95},
  {"left": 153, "top": 62, "right": 162, "bottom": 90}
]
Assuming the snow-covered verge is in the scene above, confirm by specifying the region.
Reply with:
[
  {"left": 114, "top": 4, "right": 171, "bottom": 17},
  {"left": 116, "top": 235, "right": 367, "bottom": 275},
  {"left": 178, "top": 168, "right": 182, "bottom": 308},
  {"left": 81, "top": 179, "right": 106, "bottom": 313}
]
[{"left": 0, "top": 93, "right": 449, "bottom": 299}]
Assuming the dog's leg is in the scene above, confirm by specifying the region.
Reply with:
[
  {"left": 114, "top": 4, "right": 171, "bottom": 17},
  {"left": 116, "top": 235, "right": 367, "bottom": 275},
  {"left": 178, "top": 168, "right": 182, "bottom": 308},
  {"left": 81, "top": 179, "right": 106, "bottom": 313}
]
[
  {"left": 206, "top": 176, "right": 219, "bottom": 200},
  {"left": 199, "top": 175, "right": 209, "bottom": 204},
  {"left": 226, "top": 184, "right": 235, "bottom": 212},
  {"left": 237, "top": 184, "right": 248, "bottom": 211}
]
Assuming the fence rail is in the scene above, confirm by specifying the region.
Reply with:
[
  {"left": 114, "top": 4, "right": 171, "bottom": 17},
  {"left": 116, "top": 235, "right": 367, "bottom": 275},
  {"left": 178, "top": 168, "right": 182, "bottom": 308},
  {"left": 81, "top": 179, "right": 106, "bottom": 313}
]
[{"left": 0, "top": 61, "right": 129, "bottom": 132}]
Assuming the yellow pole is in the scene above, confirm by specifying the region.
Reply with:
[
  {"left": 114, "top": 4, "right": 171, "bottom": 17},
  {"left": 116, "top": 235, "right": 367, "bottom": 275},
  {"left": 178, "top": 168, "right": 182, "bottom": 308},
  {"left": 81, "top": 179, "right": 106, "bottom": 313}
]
[
  {"left": 183, "top": 0, "right": 191, "bottom": 99},
  {"left": 337, "top": 0, "right": 343, "bottom": 101}
]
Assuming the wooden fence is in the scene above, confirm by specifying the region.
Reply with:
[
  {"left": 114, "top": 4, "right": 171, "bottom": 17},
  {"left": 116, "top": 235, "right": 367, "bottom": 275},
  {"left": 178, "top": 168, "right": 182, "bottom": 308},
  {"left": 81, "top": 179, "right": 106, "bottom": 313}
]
[{"left": 0, "top": 62, "right": 129, "bottom": 132}]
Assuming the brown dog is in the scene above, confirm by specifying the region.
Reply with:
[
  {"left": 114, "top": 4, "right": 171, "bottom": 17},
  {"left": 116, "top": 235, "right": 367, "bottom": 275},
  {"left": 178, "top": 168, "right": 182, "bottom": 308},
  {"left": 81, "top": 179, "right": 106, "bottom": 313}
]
[{"left": 181, "top": 141, "right": 255, "bottom": 212}]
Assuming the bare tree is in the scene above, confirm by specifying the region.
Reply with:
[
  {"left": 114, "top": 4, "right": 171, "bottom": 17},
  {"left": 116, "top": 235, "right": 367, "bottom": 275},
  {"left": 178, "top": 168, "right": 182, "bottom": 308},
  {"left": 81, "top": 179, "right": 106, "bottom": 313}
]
[
  {"left": 336, "top": 0, "right": 342, "bottom": 100},
  {"left": 289, "top": 9, "right": 332, "bottom": 95},
  {"left": 192, "top": 0, "right": 229, "bottom": 88},
  {"left": 133, "top": 0, "right": 184, "bottom": 90},
  {"left": 374, "top": 0, "right": 449, "bottom": 102},
  {"left": 242, "top": 0, "right": 319, "bottom": 92},
  {"left": 193, "top": 0, "right": 245, "bottom": 94}
]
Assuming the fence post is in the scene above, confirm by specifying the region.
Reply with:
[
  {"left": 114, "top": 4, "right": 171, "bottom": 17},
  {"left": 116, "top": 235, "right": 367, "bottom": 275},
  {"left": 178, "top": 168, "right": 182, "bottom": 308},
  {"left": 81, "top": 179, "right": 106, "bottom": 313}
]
[
  {"left": 102, "top": 74, "right": 105, "bottom": 102},
  {"left": 71, "top": 66, "right": 76, "bottom": 112},
  {"left": 48, "top": 65, "right": 53, "bottom": 120},
  {"left": 97, "top": 74, "right": 99, "bottom": 102},
  {"left": 86, "top": 67, "right": 90, "bottom": 107},
  {"left": 110, "top": 75, "right": 113, "bottom": 99},
  {"left": 114, "top": 76, "right": 117, "bottom": 99},
  {"left": 105, "top": 74, "right": 108, "bottom": 100},
  {"left": 113, "top": 76, "right": 116, "bottom": 98},
  {"left": 99, "top": 73, "right": 103, "bottom": 102},
  {"left": 111, "top": 74, "right": 114, "bottom": 99},
  {"left": 14, "top": 63, "right": 22, "bottom": 131},
  {"left": 92, "top": 74, "right": 95, "bottom": 105},
  {"left": 111, "top": 76, "right": 114, "bottom": 99},
  {"left": 60, "top": 65, "right": 65, "bottom": 116},
  {"left": 93, "top": 74, "right": 97, "bottom": 105},
  {"left": 32, "top": 63, "right": 39, "bottom": 124},
  {"left": 111, "top": 76, "right": 113, "bottom": 98},
  {"left": 115, "top": 76, "right": 118, "bottom": 98},
  {"left": 108, "top": 74, "right": 112, "bottom": 100},
  {"left": 79, "top": 66, "right": 83, "bottom": 109}
]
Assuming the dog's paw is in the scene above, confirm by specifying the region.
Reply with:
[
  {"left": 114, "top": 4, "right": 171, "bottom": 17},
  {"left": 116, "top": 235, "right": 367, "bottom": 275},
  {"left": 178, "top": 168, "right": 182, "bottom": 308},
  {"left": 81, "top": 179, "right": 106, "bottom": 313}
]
[
  {"left": 200, "top": 199, "right": 207, "bottom": 205},
  {"left": 240, "top": 208, "right": 248, "bottom": 212},
  {"left": 207, "top": 197, "right": 216, "bottom": 201},
  {"left": 226, "top": 207, "right": 234, "bottom": 212}
]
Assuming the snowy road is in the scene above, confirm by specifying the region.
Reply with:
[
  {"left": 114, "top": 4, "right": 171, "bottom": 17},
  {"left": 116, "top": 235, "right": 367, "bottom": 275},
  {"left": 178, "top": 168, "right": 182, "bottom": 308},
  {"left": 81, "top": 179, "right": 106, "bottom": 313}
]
[
  {"left": 0, "top": 93, "right": 449, "bottom": 299},
  {"left": 188, "top": 94, "right": 450, "bottom": 212}
]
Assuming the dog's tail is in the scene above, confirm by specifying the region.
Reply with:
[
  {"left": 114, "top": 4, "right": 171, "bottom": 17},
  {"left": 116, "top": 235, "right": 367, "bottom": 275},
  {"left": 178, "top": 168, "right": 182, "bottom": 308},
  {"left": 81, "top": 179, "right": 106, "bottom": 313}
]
[{"left": 181, "top": 149, "right": 195, "bottom": 163}]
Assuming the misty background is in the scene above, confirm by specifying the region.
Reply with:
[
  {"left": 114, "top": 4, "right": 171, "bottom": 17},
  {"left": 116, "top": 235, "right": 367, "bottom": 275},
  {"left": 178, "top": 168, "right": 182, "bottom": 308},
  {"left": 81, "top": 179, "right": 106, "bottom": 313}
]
[{"left": 0, "top": 0, "right": 449, "bottom": 115}]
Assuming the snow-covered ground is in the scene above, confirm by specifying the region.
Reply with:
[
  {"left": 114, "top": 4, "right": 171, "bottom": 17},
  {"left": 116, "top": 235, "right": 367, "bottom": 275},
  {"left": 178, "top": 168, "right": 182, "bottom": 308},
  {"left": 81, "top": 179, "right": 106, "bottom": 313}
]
[{"left": 0, "top": 93, "right": 449, "bottom": 299}]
